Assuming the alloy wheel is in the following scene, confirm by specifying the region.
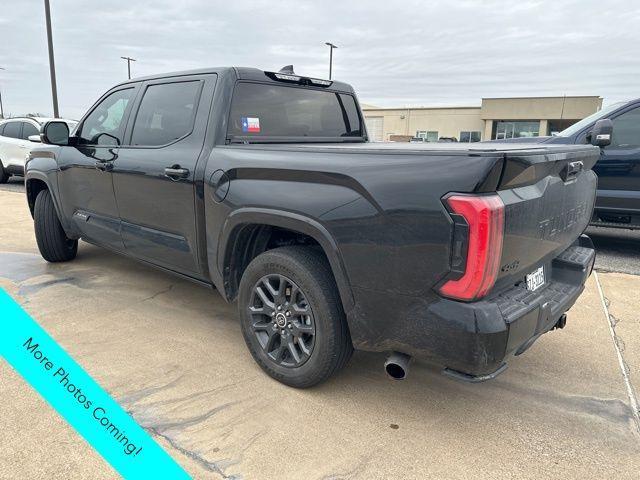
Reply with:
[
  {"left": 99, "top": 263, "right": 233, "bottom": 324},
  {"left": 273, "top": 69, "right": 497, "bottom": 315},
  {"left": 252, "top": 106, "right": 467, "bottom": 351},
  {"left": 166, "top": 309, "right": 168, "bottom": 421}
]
[{"left": 248, "top": 274, "right": 316, "bottom": 368}]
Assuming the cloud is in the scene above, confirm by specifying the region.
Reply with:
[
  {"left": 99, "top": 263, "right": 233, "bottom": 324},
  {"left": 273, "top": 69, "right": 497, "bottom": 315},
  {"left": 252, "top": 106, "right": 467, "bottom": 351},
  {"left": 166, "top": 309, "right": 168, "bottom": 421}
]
[{"left": 1, "top": 0, "right": 638, "bottom": 118}]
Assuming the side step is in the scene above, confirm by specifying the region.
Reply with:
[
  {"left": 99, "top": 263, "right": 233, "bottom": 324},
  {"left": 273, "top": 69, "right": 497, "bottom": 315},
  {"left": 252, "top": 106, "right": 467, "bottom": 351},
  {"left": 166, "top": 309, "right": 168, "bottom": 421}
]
[{"left": 589, "top": 220, "right": 640, "bottom": 230}]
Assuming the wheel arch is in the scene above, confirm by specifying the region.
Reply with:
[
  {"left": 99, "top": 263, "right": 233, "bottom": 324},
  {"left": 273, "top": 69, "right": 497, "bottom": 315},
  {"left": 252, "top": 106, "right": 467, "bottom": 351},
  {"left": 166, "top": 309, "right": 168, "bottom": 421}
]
[
  {"left": 24, "top": 170, "right": 74, "bottom": 236},
  {"left": 218, "top": 208, "right": 355, "bottom": 314},
  {"left": 25, "top": 174, "right": 52, "bottom": 218}
]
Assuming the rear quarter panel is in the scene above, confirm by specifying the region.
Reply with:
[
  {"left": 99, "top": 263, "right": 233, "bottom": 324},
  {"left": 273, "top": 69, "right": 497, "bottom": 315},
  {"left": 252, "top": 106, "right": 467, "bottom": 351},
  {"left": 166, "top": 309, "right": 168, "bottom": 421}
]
[{"left": 205, "top": 145, "right": 502, "bottom": 311}]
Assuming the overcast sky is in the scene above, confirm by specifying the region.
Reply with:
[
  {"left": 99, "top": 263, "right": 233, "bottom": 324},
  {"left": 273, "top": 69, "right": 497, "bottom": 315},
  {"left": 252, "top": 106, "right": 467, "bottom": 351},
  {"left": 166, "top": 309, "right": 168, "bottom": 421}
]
[{"left": 1, "top": 0, "right": 638, "bottom": 119}]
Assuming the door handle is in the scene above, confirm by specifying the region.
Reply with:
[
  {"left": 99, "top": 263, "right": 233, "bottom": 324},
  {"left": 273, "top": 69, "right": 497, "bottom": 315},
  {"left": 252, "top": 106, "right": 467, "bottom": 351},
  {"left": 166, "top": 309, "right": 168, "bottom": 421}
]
[
  {"left": 95, "top": 161, "right": 113, "bottom": 171},
  {"left": 164, "top": 166, "right": 189, "bottom": 180}
]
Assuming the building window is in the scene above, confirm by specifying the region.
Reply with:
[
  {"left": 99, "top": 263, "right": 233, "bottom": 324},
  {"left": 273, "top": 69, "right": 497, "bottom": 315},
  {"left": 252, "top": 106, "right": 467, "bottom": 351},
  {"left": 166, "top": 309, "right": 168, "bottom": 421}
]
[
  {"left": 416, "top": 130, "right": 438, "bottom": 142},
  {"left": 493, "top": 121, "right": 540, "bottom": 140},
  {"left": 460, "top": 131, "right": 481, "bottom": 143},
  {"left": 548, "top": 120, "right": 578, "bottom": 136}
]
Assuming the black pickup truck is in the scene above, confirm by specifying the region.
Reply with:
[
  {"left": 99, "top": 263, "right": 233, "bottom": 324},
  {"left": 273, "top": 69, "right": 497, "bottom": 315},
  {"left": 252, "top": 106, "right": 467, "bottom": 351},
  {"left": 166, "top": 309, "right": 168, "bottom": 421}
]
[
  {"left": 490, "top": 98, "right": 640, "bottom": 229},
  {"left": 26, "top": 67, "right": 605, "bottom": 387}
]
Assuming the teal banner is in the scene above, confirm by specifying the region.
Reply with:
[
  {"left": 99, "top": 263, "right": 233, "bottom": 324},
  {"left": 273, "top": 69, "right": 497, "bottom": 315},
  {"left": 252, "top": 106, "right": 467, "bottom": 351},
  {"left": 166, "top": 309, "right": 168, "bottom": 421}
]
[{"left": 0, "top": 288, "right": 190, "bottom": 479}]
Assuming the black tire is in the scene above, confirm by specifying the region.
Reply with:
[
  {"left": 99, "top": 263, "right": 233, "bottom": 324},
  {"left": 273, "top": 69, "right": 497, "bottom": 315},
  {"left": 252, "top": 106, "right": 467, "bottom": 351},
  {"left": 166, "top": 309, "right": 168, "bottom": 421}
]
[
  {"left": 238, "top": 246, "right": 353, "bottom": 388},
  {"left": 0, "top": 160, "right": 8, "bottom": 184},
  {"left": 34, "top": 189, "right": 78, "bottom": 262}
]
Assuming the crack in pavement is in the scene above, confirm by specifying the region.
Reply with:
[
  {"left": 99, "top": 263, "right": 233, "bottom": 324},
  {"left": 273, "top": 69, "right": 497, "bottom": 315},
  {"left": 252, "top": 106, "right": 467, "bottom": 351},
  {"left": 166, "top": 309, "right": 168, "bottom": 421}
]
[
  {"left": 594, "top": 271, "right": 640, "bottom": 435},
  {"left": 142, "top": 284, "right": 175, "bottom": 302},
  {"left": 146, "top": 424, "right": 239, "bottom": 479},
  {"left": 118, "top": 376, "right": 186, "bottom": 405},
  {"left": 118, "top": 378, "right": 245, "bottom": 479},
  {"left": 146, "top": 402, "right": 237, "bottom": 431}
]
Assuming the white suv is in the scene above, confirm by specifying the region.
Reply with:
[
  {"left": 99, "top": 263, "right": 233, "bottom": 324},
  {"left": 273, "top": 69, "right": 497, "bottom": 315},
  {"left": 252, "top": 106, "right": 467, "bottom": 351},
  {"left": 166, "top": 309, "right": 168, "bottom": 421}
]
[{"left": 0, "top": 117, "right": 77, "bottom": 183}]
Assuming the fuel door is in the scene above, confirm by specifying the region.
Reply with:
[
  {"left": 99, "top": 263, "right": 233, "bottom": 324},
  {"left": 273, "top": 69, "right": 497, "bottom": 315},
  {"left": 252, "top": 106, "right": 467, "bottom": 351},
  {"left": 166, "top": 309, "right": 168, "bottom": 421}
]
[{"left": 209, "top": 169, "right": 230, "bottom": 203}]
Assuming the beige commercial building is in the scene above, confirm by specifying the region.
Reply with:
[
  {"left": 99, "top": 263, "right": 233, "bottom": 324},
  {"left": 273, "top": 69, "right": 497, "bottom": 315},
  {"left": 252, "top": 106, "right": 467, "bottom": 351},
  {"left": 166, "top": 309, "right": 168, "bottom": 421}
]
[{"left": 362, "top": 96, "right": 603, "bottom": 142}]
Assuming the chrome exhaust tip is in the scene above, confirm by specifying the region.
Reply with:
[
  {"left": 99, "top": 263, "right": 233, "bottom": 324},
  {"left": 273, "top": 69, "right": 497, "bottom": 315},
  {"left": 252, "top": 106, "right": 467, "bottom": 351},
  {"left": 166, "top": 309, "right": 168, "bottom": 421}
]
[{"left": 384, "top": 352, "right": 412, "bottom": 380}]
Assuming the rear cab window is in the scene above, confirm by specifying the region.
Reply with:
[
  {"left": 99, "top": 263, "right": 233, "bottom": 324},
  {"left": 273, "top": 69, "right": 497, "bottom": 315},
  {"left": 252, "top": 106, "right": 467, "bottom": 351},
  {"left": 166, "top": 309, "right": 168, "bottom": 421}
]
[{"left": 227, "top": 82, "right": 364, "bottom": 143}]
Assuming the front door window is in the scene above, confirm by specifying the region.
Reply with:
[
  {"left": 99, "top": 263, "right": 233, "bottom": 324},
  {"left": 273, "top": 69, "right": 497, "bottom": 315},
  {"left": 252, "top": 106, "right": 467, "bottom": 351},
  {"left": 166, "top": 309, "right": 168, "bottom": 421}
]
[{"left": 78, "top": 88, "right": 134, "bottom": 146}]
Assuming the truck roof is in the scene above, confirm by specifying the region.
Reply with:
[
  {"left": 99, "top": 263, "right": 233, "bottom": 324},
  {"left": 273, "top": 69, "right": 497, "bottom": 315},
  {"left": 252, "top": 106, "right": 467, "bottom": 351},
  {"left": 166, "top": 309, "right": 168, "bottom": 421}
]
[{"left": 114, "top": 66, "right": 354, "bottom": 93}]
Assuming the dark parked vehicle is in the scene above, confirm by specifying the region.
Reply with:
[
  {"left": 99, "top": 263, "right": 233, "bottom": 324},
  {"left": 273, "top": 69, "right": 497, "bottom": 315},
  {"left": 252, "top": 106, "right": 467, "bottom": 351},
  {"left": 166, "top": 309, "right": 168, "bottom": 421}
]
[
  {"left": 489, "top": 99, "right": 640, "bottom": 229},
  {"left": 26, "top": 67, "right": 604, "bottom": 387}
]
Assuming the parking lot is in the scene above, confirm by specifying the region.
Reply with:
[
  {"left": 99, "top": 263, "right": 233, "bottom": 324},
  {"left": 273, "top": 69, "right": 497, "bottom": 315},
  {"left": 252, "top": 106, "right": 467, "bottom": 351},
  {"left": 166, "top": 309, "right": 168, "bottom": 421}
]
[{"left": 1, "top": 184, "right": 639, "bottom": 479}]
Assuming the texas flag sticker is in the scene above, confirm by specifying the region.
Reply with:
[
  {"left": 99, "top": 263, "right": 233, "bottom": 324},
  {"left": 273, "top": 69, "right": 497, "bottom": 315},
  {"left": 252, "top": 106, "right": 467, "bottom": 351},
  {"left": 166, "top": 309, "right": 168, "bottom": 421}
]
[{"left": 242, "top": 117, "right": 260, "bottom": 133}]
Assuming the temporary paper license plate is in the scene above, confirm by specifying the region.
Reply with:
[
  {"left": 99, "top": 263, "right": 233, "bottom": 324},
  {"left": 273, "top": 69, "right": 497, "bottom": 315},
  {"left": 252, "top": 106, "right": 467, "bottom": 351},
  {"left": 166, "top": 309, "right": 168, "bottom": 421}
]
[{"left": 526, "top": 266, "right": 545, "bottom": 292}]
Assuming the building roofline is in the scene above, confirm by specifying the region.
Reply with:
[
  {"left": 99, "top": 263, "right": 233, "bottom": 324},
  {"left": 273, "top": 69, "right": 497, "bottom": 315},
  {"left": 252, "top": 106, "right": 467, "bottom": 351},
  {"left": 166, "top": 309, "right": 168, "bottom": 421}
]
[
  {"left": 362, "top": 96, "right": 603, "bottom": 112},
  {"left": 481, "top": 95, "right": 602, "bottom": 100}
]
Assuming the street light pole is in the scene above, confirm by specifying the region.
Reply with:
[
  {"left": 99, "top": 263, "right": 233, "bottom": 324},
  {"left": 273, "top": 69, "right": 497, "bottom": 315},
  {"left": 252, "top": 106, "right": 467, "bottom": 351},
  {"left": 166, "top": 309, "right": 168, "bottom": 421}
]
[
  {"left": 325, "top": 42, "right": 338, "bottom": 80},
  {"left": 0, "top": 67, "right": 5, "bottom": 119},
  {"left": 120, "top": 56, "right": 137, "bottom": 79},
  {"left": 44, "top": 0, "right": 59, "bottom": 118}
]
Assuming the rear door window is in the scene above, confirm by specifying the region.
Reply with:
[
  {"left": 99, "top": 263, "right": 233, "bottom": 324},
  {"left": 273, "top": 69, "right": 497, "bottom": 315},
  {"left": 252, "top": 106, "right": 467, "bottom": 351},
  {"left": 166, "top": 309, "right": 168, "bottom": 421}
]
[
  {"left": 130, "top": 81, "right": 202, "bottom": 146},
  {"left": 228, "top": 83, "right": 363, "bottom": 141},
  {"left": 2, "top": 121, "right": 22, "bottom": 139},
  {"left": 21, "top": 122, "right": 40, "bottom": 139}
]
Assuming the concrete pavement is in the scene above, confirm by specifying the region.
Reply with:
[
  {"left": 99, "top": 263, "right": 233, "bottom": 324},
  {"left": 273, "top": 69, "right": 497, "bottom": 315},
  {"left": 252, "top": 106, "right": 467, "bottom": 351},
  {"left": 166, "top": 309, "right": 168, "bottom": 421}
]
[
  {"left": 1, "top": 188, "right": 639, "bottom": 479},
  {"left": 0, "top": 176, "right": 25, "bottom": 194},
  {"left": 587, "top": 225, "right": 640, "bottom": 276}
]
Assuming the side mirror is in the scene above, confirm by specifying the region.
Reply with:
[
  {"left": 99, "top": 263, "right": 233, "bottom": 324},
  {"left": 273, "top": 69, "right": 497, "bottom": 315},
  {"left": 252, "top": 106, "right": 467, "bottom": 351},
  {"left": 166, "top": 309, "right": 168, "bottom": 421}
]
[
  {"left": 28, "top": 134, "right": 41, "bottom": 143},
  {"left": 41, "top": 120, "right": 70, "bottom": 146},
  {"left": 589, "top": 118, "right": 613, "bottom": 147}
]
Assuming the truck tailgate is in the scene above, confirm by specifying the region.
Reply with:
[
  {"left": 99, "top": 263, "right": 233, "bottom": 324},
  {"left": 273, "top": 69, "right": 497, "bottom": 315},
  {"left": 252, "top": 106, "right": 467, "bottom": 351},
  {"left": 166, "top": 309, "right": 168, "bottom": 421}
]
[{"left": 492, "top": 145, "right": 600, "bottom": 293}]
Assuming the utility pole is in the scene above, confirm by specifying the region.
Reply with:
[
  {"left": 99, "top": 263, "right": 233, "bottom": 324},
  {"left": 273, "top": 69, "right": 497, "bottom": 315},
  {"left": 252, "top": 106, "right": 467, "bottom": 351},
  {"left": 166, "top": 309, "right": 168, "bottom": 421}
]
[
  {"left": 0, "top": 67, "right": 5, "bottom": 119},
  {"left": 44, "top": 0, "right": 59, "bottom": 118},
  {"left": 325, "top": 42, "right": 338, "bottom": 80},
  {"left": 120, "top": 56, "right": 136, "bottom": 79}
]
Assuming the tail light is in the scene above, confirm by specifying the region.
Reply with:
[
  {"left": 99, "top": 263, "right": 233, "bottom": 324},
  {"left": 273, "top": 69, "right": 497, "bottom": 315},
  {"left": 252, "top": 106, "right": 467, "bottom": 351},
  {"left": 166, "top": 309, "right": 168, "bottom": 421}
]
[{"left": 439, "top": 194, "right": 505, "bottom": 301}]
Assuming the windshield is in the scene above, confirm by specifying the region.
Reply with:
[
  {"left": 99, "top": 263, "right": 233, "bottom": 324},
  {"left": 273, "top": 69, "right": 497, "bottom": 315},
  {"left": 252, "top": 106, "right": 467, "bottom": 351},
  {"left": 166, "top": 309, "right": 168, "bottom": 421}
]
[{"left": 556, "top": 101, "right": 626, "bottom": 137}]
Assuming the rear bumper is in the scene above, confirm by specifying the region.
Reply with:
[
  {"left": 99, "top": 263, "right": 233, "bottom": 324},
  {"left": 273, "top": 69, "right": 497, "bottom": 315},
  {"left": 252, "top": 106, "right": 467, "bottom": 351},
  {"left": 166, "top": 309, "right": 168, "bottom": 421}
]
[
  {"left": 425, "top": 241, "right": 595, "bottom": 380},
  {"left": 347, "top": 236, "right": 595, "bottom": 381}
]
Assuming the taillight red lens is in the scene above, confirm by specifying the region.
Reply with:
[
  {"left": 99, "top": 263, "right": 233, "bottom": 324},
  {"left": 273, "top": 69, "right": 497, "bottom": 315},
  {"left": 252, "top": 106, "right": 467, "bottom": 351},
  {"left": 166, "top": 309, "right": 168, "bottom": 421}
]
[{"left": 439, "top": 194, "right": 505, "bottom": 301}]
